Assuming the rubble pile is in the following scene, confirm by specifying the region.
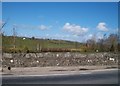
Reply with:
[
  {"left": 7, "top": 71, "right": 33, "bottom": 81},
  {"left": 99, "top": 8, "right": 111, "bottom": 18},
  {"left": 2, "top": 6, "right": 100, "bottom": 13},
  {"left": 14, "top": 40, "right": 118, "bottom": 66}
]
[{"left": 2, "top": 52, "right": 118, "bottom": 67}]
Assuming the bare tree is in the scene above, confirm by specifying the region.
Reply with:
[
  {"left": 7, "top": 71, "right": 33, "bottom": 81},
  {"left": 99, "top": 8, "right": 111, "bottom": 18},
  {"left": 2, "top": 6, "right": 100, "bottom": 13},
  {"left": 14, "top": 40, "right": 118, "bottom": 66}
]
[{"left": 0, "top": 18, "right": 9, "bottom": 34}]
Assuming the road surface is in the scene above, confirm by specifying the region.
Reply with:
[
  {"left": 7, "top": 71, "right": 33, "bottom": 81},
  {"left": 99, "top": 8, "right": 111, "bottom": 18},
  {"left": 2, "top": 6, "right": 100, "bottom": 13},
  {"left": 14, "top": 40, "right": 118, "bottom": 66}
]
[{"left": 2, "top": 69, "right": 119, "bottom": 84}]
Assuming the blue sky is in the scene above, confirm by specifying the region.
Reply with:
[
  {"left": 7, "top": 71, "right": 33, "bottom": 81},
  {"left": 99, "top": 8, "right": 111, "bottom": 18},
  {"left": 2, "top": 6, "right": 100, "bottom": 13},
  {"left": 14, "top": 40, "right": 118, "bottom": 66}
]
[{"left": 2, "top": 2, "right": 118, "bottom": 42}]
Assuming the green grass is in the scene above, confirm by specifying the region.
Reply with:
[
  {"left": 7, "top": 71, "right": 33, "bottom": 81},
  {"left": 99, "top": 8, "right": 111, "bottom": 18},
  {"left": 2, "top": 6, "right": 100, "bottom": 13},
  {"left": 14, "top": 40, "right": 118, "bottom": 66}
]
[{"left": 2, "top": 36, "right": 83, "bottom": 52}]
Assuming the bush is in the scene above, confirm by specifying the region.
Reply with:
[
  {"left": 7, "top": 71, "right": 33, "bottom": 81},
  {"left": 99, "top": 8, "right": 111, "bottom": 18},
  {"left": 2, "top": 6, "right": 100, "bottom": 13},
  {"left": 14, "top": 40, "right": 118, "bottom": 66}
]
[{"left": 23, "top": 46, "right": 29, "bottom": 53}]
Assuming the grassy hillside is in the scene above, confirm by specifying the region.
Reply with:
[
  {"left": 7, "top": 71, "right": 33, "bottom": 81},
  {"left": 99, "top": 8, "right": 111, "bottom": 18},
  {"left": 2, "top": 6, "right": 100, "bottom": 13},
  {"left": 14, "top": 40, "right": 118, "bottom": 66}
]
[{"left": 2, "top": 36, "right": 83, "bottom": 53}]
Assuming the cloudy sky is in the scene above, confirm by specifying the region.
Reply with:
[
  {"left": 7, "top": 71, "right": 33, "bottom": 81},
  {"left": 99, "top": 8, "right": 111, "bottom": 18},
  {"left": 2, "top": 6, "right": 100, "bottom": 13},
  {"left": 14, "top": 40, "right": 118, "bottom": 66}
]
[{"left": 2, "top": 2, "right": 118, "bottom": 42}]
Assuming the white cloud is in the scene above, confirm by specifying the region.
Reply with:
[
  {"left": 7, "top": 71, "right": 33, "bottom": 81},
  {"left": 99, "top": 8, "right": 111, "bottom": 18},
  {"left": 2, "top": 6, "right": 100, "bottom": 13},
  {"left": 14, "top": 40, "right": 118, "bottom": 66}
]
[
  {"left": 38, "top": 25, "right": 52, "bottom": 30},
  {"left": 96, "top": 32, "right": 104, "bottom": 39},
  {"left": 53, "top": 34, "right": 69, "bottom": 39},
  {"left": 38, "top": 25, "right": 48, "bottom": 30},
  {"left": 13, "top": 24, "right": 35, "bottom": 29},
  {"left": 0, "top": 21, "right": 2, "bottom": 25},
  {"left": 46, "top": 34, "right": 49, "bottom": 36},
  {"left": 97, "top": 22, "right": 108, "bottom": 31},
  {"left": 63, "top": 23, "right": 88, "bottom": 36},
  {"left": 83, "top": 34, "right": 94, "bottom": 42},
  {"left": 88, "top": 34, "right": 93, "bottom": 38},
  {"left": 84, "top": 33, "right": 105, "bottom": 42},
  {"left": 14, "top": 24, "right": 51, "bottom": 31}
]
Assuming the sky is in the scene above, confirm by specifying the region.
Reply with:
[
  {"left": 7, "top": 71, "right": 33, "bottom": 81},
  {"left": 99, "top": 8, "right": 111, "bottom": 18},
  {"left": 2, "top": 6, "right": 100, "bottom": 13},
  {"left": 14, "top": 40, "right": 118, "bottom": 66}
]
[{"left": 2, "top": 2, "right": 118, "bottom": 42}]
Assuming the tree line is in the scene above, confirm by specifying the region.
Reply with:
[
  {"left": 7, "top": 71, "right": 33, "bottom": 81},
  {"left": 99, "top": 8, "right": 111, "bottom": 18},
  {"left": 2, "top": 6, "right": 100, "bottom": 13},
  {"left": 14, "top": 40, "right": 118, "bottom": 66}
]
[{"left": 85, "top": 34, "right": 119, "bottom": 52}]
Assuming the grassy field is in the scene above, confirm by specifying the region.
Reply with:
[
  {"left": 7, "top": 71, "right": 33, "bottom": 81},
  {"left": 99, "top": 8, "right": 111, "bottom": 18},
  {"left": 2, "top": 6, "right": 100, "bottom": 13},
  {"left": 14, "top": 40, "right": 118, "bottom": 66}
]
[{"left": 2, "top": 36, "right": 83, "bottom": 53}]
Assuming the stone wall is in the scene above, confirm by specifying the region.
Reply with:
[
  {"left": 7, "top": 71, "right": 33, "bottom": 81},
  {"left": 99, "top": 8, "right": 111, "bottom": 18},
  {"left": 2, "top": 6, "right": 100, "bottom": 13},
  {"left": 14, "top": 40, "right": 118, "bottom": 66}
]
[{"left": 2, "top": 52, "right": 118, "bottom": 67}]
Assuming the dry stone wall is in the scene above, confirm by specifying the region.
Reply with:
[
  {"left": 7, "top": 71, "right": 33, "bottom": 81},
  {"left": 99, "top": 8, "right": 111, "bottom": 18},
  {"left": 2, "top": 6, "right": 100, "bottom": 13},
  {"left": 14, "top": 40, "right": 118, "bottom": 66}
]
[{"left": 2, "top": 52, "right": 118, "bottom": 67}]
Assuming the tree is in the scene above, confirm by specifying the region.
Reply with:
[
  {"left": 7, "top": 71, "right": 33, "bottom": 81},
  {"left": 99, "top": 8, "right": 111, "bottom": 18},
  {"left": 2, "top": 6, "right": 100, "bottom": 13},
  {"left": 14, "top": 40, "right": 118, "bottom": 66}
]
[
  {"left": 32, "top": 36, "right": 35, "bottom": 40},
  {"left": 107, "top": 34, "right": 118, "bottom": 52},
  {"left": 110, "top": 44, "right": 114, "bottom": 52},
  {"left": 86, "top": 39, "right": 96, "bottom": 52}
]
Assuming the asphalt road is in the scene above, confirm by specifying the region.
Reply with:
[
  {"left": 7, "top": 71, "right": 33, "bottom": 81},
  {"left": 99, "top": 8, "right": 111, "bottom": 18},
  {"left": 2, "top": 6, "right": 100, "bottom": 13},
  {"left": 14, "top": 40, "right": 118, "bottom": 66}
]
[{"left": 2, "top": 69, "right": 119, "bottom": 84}]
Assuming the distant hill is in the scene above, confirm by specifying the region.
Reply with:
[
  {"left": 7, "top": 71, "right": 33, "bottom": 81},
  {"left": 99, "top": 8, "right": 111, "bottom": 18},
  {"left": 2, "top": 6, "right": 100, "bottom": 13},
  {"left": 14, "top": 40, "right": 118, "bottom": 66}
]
[
  {"left": 2, "top": 36, "right": 83, "bottom": 53},
  {"left": 2, "top": 33, "right": 119, "bottom": 53}
]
